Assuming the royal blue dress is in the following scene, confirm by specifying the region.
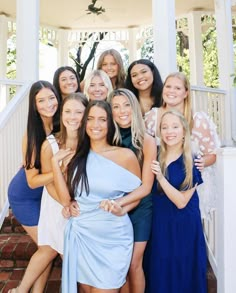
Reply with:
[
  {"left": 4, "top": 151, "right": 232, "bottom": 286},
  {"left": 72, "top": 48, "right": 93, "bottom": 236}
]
[
  {"left": 8, "top": 168, "right": 43, "bottom": 226},
  {"left": 146, "top": 155, "right": 207, "bottom": 293}
]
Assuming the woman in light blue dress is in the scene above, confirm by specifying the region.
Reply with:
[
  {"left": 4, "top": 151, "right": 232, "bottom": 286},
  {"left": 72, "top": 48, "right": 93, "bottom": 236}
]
[{"left": 52, "top": 100, "right": 141, "bottom": 293}]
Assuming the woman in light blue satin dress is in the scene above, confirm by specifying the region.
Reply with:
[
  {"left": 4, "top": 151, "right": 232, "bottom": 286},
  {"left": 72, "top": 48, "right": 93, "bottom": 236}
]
[{"left": 52, "top": 100, "right": 141, "bottom": 293}]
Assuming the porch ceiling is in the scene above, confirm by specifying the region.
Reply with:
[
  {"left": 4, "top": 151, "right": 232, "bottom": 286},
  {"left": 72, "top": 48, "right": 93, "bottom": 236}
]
[{"left": 1, "top": 0, "right": 216, "bottom": 30}]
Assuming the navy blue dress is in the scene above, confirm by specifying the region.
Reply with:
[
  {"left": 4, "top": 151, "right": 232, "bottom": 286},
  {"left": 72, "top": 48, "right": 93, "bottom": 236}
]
[
  {"left": 8, "top": 168, "right": 43, "bottom": 226},
  {"left": 147, "top": 155, "right": 207, "bottom": 293},
  {"left": 120, "top": 127, "right": 152, "bottom": 242}
]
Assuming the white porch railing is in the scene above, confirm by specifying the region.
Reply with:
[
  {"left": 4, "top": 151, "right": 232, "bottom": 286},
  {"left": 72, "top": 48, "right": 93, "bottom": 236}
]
[
  {"left": 0, "top": 80, "right": 31, "bottom": 227},
  {"left": 191, "top": 85, "right": 227, "bottom": 143},
  {"left": 191, "top": 86, "right": 226, "bottom": 281}
]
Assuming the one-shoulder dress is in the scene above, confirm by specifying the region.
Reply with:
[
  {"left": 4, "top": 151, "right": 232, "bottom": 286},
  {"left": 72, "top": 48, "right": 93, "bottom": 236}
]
[
  {"left": 8, "top": 168, "right": 43, "bottom": 226},
  {"left": 146, "top": 155, "right": 207, "bottom": 293},
  {"left": 38, "top": 134, "right": 68, "bottom": 254},
  {"left": 62, "top": 150, "right": 141, "bottom": 292}
]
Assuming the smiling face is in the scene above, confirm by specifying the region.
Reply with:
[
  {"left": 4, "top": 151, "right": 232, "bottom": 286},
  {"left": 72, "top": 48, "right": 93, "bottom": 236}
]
[
  {"left": 101, "top": 54, "right": 119, "bottom": 80},
  {"left": 35, "top": 88, "right": 58, "bottom": 119},
  {"left": 130, "top": 64, "right": 154, "bottom": 92},
  {"left": 86, "top": 106, "right": 108, "bottom": 141},
  {"left": 59, "top": 70, "right": 78, "bottom": 98},
  {"left": 162, "top": 76, "right": 188, "bottom": 109},
  {"left": 87, "top": 75, "right": 109, "bottom": 101},
  {"left": 62, "top": 99, "right": 86, "bottom": 132},
  {"left": 111, "top": 95, "right": 132, "bottom": 128},
  {"left": 160, "top": 113, "right": 184, "bottom": 149}
]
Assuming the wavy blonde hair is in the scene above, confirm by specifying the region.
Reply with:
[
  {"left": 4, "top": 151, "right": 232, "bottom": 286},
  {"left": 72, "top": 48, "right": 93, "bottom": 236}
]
[
  {"left": 159, "top": 109, "right": 193, "bottom": 190},
  {"left": 108, "top": 88, "right": 145, "bottom": 164}
]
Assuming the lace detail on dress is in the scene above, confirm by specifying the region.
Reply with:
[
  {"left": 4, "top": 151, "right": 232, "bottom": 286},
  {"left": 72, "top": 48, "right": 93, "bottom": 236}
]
[
  {"left": 144, "top": 107, "right": 161, "bottom": 145},
  {"left": 192, "top": 111, "right": 221, "bottom": 220},
  {"left": 192, "top": 111, "right": 221, "bottom": 155}
]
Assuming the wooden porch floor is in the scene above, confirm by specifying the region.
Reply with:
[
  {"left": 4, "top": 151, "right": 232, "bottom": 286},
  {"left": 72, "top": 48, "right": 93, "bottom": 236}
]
[{"left": 0, "top": 210, "right": 217, "bottom": 293}]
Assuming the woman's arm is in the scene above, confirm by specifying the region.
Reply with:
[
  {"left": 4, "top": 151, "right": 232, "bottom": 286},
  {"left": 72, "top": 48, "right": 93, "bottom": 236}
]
[
  {"left": 117, "top": 134, "right": 156, "bottom": 207},
  {"left": 51, "top": 148, "right": 74, "bottom": 207},
  {"left": 22, "top": 134, "right": 54, "bottom": 188},
  {"left": 151, "top": 160, "right": 197, "bottom": 209},
  {"left": 101, "top": 134, "right": 157, "bottom": 215}
]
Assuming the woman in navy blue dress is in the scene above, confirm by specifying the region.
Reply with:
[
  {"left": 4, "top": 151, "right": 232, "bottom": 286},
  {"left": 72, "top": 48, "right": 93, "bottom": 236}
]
[
  {"left": 148, "top": 109, "right": 207, "bottom": 293},
  {"left": 8, "top": 80, "right": 60, "bottom": 293}
]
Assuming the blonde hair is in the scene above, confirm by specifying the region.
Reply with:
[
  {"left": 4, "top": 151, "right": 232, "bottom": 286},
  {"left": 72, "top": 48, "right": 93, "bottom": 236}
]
[
  {"left": 163, "top": 72, "right": 193, "bottom": 131},
  {"left": 83, "top": 69, "right": 113, "bottom": 101},
  {"left": 108, "top": 88, "right": 145, "bottom": 164},
  {"left": 159, "top": 109, "right": 193, "bottom": 190},
  {"left": 97, "top": 49, "right": 126, "bottom": 88}
]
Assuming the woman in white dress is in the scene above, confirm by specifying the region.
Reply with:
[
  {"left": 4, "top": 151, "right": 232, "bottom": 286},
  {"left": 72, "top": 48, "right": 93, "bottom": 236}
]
[{"left": 9, "top": 93, "right": 88, "bottom": 293}]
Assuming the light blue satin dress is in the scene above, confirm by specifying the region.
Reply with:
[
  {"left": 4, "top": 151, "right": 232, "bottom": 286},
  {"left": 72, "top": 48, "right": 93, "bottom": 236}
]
[{"left": 62, "top": 150, "right": 141, "bottom": 292}]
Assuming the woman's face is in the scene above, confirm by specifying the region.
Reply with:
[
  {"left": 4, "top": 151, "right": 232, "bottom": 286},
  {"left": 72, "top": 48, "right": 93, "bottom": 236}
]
[
  {"left": 87, "top": 76, "right": 108, "bottom": 101},
  {"left": 101, "top": 54, "right": 119, "bottom": 80},
  {"left": 62, "top": 99, "right": 86, "bottom": 132},
  {"left": 160, "top": 113, "right": 184, "bottom": 148},
  {"left": 162, "top": 77, "right": 188, "bottom": 109},
  {"left": 86, "top": 106, "right": 108, "bottom": 141},
  {"left": 35, "top": 88, "right": 58, "bottom": 119},
  {"left": 130, "top": 64, "right": 154, "bottom": 92},
  {"left": 111, "top": 95, "right": 132, "bottom": 128},
  {"left": 59, "top": 70, "right": 78, "bottom": 98}
]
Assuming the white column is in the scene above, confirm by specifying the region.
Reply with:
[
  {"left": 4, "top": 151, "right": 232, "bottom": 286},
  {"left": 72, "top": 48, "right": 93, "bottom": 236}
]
[
  {"left": 187, "top": 12, "right": 204, "bottom": 86},
  {"left": 128, "top": 27, "right": 138, "bottom": 63},
  {"left": 0, "top": 15, "right": 8, "bottom": 78},
  {"left": 216, "top": 147, "right": 236, "bottom": 292},
  {"left": 214, "top": 0, "right": 235, "bottom": 145},
  {"left": 152, "top": 0, "right": 177, "bottom": 81},
  {"left": 57, "top": 29, "right": 69, "bottom": 66},
  {"left": 16, "top": 0, "right": 39, "bottom": 81}
]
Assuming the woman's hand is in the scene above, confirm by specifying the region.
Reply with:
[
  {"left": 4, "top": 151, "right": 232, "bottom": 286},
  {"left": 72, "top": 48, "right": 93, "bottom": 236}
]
[
  {"left": 62, "top": 206, "right": 71, "bottom": 218},
  {"left": 52, "top": 148, "right": 75, "bottom": 174},
  {"left": 69, "top": 200, "right": 80, "bottom": 217},
  {"left": 100, "top": 199, "right": 124, "bottom": 216},
  {"left": 194, "top": 155, "right": 205, "bottom": 172},
  {"left": 151, "top": 160, "right": 164, "bottom": 181}
]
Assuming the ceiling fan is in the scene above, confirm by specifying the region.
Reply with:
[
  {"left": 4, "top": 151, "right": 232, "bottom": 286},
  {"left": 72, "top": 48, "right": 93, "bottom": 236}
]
[{"left": 86, "top": 0, "right": 106, "bottom": 16}]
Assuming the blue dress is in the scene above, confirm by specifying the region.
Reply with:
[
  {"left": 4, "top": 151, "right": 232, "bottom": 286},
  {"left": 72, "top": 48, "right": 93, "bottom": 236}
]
[
  {"left": 147, "top": 155, "right": 207, "bottom": 293},
  {"left": 120, "top": 127, "right": 153, "bottom": 242},
  {"left": 8, "top": 168, "right": 43, "bottom": 226},
  {"left": 62, "top": 151, "right": 141, "bottom": 292}
]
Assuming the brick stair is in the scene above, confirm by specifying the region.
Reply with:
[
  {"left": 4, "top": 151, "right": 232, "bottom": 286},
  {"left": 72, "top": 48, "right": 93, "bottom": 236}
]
[{"left": 0, "top": 210, "right": 62, "bottom": 293}]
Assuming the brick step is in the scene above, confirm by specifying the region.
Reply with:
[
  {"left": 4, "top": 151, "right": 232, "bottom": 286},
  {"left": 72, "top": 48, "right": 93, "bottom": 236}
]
[{"left": 0, "top": 211, "right": 62, "bottom": 293}]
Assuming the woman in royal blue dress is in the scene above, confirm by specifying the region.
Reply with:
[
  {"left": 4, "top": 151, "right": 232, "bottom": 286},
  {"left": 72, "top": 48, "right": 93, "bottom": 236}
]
[{"left": 148, "top": 109, "right": 207, "bottom": 293}]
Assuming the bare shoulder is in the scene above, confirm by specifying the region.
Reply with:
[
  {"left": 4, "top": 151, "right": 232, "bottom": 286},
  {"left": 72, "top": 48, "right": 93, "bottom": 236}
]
[
  {"left": 41, "top": 139, "right": 53, "bottom": 158},
  {"left": 113, "top": 147, "right": 140, "bottom": 177}
]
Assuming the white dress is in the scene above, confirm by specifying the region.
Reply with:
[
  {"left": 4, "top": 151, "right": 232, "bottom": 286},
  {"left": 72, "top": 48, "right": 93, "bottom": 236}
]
[
  {"left": 145, "top": 108, "right": 221, "bottom": 220},
  {"left": 38, "top": 134, "right": 68, "bottom": 254}
]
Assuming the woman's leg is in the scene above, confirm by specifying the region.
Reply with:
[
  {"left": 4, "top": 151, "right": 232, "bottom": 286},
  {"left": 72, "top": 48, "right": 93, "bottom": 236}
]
[{"left": 125, "top": 241, "right": 147, "bottom": 293}]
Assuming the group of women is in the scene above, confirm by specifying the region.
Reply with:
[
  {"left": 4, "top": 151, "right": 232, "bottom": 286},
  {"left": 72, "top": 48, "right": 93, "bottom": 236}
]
[{"left": 7, "top": 48, "right": 220, "bottom": 293}]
